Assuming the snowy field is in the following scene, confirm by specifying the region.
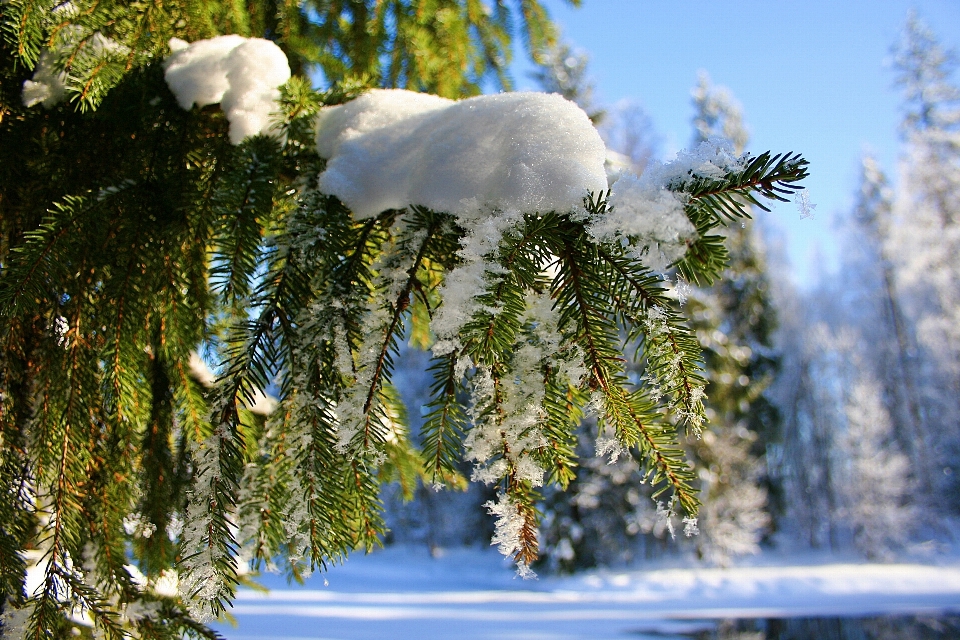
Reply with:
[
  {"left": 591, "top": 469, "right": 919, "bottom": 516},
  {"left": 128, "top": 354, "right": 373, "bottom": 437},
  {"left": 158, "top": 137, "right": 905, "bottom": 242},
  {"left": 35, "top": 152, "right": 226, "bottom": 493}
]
[{"left": 211, "top": 546, "right": 960, "bottom": 640}]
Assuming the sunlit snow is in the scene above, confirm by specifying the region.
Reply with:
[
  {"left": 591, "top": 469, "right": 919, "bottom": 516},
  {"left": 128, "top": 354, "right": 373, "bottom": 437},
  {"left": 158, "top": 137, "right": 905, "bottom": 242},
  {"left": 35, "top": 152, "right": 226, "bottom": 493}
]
[
  {"left": 211, "top": 545, "right": 960, "bottom": 640},
  {"left": 315, "top": 89, "right": 609, "bottom": 219},
  {"left": 164, "top": 36, "right": 291, "bottom": 144}
]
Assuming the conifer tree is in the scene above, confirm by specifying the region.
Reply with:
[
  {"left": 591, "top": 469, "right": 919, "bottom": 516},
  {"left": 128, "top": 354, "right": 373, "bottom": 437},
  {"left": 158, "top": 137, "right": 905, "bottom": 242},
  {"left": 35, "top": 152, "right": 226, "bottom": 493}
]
[
  {"left": 0, "top": 1, "right": 807, "bottom": 635},
  {"left": 846, "top": 156, "right": 929, "bottom": 499},
  {"left": 887, "top": 12, "right": 960, "bottom": 507},
  {"left": 773, "top": 14, "right": 957, "bottom": 552}
]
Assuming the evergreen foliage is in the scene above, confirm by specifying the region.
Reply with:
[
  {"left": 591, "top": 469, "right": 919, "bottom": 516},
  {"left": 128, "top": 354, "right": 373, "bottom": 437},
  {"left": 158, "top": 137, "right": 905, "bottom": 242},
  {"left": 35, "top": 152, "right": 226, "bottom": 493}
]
[{"left": 0, "top": 1, "right": 806, "bottom": 635}]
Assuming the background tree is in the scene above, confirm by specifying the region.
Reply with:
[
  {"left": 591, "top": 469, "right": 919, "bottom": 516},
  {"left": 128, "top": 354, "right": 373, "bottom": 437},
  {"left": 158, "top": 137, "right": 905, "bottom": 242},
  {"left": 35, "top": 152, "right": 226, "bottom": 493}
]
[
  {"left": 887, "top": 11, "right": 960, "bottom": 510},
  {"left": 772, "top": 13, "right": 958, "bottom": 553}
]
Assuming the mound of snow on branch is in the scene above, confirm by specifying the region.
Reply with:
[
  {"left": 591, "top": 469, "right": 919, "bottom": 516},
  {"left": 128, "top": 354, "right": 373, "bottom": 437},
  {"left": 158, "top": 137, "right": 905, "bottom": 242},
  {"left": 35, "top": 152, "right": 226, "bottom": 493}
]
[
  {"left": 315, "top": 89, "right": 609, "bottom": 219},
  {"left": 22, "top": 51, "right": 68, "bottom": 108},
  {"left": 164, "top": 36, "right": 291, "bottom": 144}
]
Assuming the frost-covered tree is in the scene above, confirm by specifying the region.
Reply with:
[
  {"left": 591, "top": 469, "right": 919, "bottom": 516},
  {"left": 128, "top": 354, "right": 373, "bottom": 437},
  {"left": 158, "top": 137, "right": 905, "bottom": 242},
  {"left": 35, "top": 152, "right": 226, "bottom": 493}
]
[
  {"left": 773, "top": 14, "right": 959, "bottom": 552},
  {"left": 843, "top": 156, "right": 932, "bottom": 501},
  {"left": 0, "top": 1, "right": 808, "bottom": 635},
  {"left": 887, "top": 12, "right": 960, "bottom": 507},
  {"left": 842, "top": 373, "right": 915, "bottom": 558},
  {"left": 774, "top": 316, "right": 846, "bottom": 549}
]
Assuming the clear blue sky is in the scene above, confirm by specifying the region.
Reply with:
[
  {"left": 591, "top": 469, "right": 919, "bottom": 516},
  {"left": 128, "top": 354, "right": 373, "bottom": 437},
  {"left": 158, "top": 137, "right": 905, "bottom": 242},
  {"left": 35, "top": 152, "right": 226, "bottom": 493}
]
[{"left": 511, "top": 0, "right": 960, "bottom": 286}]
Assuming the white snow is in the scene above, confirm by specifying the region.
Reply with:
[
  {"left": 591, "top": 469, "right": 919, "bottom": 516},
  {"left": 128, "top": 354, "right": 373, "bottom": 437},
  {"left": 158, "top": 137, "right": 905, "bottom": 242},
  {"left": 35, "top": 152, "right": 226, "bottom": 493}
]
[
  {"left": 164, "top": 36, "right": 291, "bottom": 144},
  {"left": 314, "top": 94, "right": 746, "bottom": 277},
  {"left": 315, "top": 89, "right": 609, "bottom": 219},
  {"left": 593, "top": 172, "right": 694, "bottom": 270},
  {"left": 22, "top": 30, "right": 128, "bottom": 109},
  {"left": 211, "top": 545, "right": 960, "bottom": 640},
  {"left": 22, "top": 51, "right": 67, "bottom": 108}
]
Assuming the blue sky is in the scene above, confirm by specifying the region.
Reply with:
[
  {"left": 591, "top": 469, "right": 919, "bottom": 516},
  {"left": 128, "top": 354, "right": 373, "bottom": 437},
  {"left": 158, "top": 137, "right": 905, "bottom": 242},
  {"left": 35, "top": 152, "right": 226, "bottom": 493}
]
[{"left": 512, "top": 0, "right": 960, "bottom": 286}]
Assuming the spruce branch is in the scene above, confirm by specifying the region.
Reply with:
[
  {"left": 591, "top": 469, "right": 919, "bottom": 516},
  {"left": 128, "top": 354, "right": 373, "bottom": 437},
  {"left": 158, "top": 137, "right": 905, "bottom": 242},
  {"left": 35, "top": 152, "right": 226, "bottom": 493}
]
[
  {"left": 421, "top": 352, "right": 468, "bottom": 486},
  {"left": 672, "top": 151, "right": 809, "bottom": 283},
  {"left": 1, "top": 0, "right": 58, "bottom": 66},
  {"left": 0, "top": 186, "right": 129, "bottom": 314},
  {"left": 594, "top": 247, "right": 707, "bottom": 430},
  {"left": 537, "top": 373, "right": 582, "bottom": 489},
  {"left": 211, "top": 137, "right": 282, "bottom": 307},
  {"left": 681, "top": 151, "right": 810, "bottom": 219},
  {"left": 354, "top": 209, "right": 443, "bottom": 454}
]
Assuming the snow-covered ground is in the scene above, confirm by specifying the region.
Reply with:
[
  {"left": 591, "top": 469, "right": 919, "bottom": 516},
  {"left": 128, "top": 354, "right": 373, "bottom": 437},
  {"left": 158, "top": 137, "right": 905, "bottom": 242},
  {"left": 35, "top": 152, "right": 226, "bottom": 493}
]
[{"left": 212, "top": 545, "right": 960, "bottom": 640}]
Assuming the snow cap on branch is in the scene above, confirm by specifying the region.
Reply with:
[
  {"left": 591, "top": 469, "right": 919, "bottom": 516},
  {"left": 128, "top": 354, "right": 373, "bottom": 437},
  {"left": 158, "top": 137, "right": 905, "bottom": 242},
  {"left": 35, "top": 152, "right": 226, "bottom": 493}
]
[
  {"left": 164, "top": 36, "right": 291, "bottom": 144},
  {"left": 315, "top": 89, "right": 609, "bottom": 219}
]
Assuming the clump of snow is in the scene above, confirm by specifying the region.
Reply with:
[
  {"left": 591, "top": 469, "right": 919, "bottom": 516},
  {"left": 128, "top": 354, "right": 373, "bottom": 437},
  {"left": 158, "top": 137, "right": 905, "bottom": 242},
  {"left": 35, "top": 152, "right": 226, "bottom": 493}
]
[
  {"left": 315, "top": 89, "right": 609, "bottom": 219},
  {"left": 22, "top": 51, "right": 67, "bottom": 108},
  {"left": 164, "top": 36, "right": 291, "bottom": 144},
  {"left": 22, "top": 30, "right": 128, "bottom": 109},
  {"left": 123, "top": 512, "right": 157, "bottom": 538},
  {"left": 247, "top": 388, "right": 278, "bottom": 415},
  {"left": 164, "top": 36, "right": 246, "bottom": 109},
  {"left": 188, "top": 351, "right": 217, "bottom": 387}
]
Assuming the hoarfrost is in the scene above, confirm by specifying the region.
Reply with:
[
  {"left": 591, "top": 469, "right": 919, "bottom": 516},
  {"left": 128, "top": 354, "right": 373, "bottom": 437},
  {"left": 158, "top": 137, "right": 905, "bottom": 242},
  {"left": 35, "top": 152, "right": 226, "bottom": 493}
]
[
  {"left": 590, "top": 172, "right": 693, "bottom": 271},
  {"left": 596, "top": 436, "right": 626, "bottom": 463},
  {"left": 592, "top": 137, "right": 744, "bottom": 271},
  {"left": 796, "top": 190, "right": 817, "bottom": 219},
  {"left": 178, "top": 426, "right": 235, "bottom": 621},
  {"left": 655, "top": 499, "right": 677, "bottom": 540},
  {"left": 485, "top": 492, "right": 537, "bottom": 579},
  {"left": 673, "top": 274, "right": 692, "bottom": 306},
  {"left": 164, "top": 36, "right": 291, "bottom": 144}
]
